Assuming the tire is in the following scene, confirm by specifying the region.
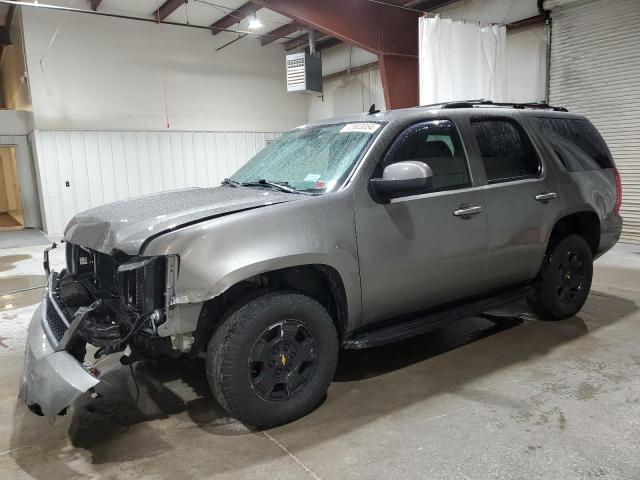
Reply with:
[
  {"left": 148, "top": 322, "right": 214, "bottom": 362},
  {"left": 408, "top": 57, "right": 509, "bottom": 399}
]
[
  {"left": 206, "top": 291, "right": 339, "bottom": 427},
  {"left": 527, "top": 234, "right": 593, "bottom": 321}
]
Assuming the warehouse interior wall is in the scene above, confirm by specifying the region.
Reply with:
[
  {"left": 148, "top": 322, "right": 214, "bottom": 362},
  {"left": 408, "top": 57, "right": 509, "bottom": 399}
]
[
  {"left": 13, "top": 0, "right": 552, "bottom": 234},
  {"left": 32, "top": 129, "right": 281, "bottom": 234},
  {"left": 310, "top": 0, "right": 548, "bottom": 121},
  {"left": 20, "top": 5, "right": 308, "bottom": 132},
  {"left": 307, "top": 66, "right": 384, "bottom": 123},
  {"left": 435, "top": 0, "right": 539, "bottom": 26},
  {"left": 308, "top": 44, "right": 384, "bottom": 122},
  {"left": 0, "top": 8, "right": 31, "bottom": 111},
  {"left": 17, "top": 3, "right": 311, "bottom": 234},
  {"left": 505, "top": 22, "right": 547, "bottom": 102}
]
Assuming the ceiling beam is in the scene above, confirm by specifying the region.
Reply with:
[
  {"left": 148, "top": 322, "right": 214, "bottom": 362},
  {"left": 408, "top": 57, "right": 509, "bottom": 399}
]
[
  {"left": 210, "top": 2, "right": 256, "bottom": 36},
  {"left": 260, "top": 21, "right": 299, "bottom": 46},
  {"left": 506, "top": 14, "right": 547, "bottom": 30},
  {"left": 316, "top": 36, "right": 342, "bottom": 51},
  {"left": 153, "top": 0, "right": 186, "bottom": 22},
  {"left": 412, "top": 0, "right": 456, "bottom": 12},
  {"left": 0, "top": 4, "right": 16, "bottom": 46},
  {"left": 252, "top": 0, "right": 420, "bottom": 109},
  {"left": 284, "top": 31, "right": 344, "bottom": 52},
  {"left": 323, "top": 61, "right": 378, "bottom": 81},
  {"left": 89, "top": 0, "right": 103, "bottom": 11}
]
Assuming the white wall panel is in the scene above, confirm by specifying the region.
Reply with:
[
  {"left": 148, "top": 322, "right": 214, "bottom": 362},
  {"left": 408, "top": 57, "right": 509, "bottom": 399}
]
[{"left": 33, "top": 129, "right": 281, "bottom": 235}]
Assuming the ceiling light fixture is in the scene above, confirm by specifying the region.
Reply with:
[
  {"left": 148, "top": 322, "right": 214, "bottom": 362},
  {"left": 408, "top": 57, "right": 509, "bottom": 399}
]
[{"left": 247, "top": 12, "right": 263, "bottom": 30}]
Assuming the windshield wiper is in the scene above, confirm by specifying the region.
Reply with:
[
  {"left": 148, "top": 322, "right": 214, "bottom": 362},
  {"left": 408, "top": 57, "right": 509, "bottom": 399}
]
[
  {"left": 221, "top": 178, "right": 242, "bottom": 188},
  {"left": 242, "top": 179, "right": 302, "bottom": 194}
]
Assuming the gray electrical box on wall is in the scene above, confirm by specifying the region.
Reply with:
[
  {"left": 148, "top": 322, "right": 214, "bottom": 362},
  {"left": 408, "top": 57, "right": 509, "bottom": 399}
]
[{"left": 285, "top": 53, "right": 322, "bottom": 94}]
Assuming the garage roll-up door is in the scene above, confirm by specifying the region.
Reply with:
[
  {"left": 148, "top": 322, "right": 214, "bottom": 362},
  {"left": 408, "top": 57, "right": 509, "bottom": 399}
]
[{"left": 548, "top": 0, "right": 640, "bottom": 243}]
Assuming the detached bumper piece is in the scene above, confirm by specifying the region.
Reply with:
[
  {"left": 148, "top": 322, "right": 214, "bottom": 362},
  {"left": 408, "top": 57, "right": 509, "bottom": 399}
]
[{"left": 18, "top": 278, "right": 99, "bottom": 416}]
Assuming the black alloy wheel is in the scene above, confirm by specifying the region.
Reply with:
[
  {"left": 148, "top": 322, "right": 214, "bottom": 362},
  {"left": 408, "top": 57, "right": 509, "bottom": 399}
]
[
  {"left": 527, "top": 234, "right": 593, "bottom": 321},
  {"left": 555, "top": 249, "right": 586, "bottom": 302},
  {"left": 206, "top": 291, "right": 338, "bottom": 427},
  {"left": 248, "top": 320, "right": 319, "bottom": 402}
]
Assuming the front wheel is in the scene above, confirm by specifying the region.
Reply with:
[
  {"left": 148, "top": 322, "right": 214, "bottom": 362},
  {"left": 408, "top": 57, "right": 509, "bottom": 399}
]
[
  {"left": 206, "top": 291, "right": 339, "bottom": 427},
  {"left": 527, "top": 234, "right": 593, "bottom": 320}
]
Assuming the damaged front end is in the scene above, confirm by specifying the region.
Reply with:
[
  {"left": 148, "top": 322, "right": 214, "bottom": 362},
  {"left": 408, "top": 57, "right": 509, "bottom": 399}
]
[{"left": 19, "top": 242, "right": 177, "bottom": 416}]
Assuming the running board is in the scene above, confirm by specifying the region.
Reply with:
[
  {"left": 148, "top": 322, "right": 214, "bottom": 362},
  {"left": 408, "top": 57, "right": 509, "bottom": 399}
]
[{"left": 342, "top": 285, "right": 533, "bottom": 349}]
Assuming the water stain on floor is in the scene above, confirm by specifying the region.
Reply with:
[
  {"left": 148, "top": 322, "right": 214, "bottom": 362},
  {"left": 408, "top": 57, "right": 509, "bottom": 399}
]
[
  {"left": 575, "top": 382, "right": 600, "bottom": 401},
  {"left": 0, "top": 255, "right": 33, "bottom": 273},
  {"left": 0, "top": 275, "right": 46, "bottom": 311}
]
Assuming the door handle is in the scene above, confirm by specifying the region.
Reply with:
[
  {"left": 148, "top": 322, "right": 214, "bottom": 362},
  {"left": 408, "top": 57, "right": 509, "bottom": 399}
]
[
  {"left": 535, "top": 192, "right": 558, "bottom": 203},
  {"left": 453, "top": 205, "right": 483, "bottom": 218}
]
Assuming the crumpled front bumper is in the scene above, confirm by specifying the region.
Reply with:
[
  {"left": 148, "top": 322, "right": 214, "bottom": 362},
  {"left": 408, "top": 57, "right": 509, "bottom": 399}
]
[{"left": 18, "top": 302, "right": 99, "bottom": 416}]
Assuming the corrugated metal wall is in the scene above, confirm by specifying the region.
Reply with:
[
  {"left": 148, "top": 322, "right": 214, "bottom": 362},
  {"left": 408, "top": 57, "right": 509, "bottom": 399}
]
[
  {"left": 32, "top": 130, "right": 281, "bottom": 234},
  {"left": 549, "top": 0, "right": 640, "bottom": 243},
  {"left": 0, "top": 134, "right": 40, "bottom": 229}
]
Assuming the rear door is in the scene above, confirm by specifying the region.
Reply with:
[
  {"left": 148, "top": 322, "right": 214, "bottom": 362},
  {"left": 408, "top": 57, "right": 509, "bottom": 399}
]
[{"left": 469, "top": 115, "right": 561, "bottom": 288}]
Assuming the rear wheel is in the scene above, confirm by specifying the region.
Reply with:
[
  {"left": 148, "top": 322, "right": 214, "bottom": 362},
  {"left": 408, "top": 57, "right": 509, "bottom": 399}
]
[
  {"left": 206, "top": 291, "right": 338, "bottom": 427},
  {"left": 527, "top": 234, "right": 593, "bottom": 320}
]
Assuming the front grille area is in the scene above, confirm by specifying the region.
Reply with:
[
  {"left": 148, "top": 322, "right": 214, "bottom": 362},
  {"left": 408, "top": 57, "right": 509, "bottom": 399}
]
[
  {"left": 41, "top": 272, "right": 71, "bottom": 347},
  {"left": 44, "top": 295, "right": 68, "bottom": 342}
]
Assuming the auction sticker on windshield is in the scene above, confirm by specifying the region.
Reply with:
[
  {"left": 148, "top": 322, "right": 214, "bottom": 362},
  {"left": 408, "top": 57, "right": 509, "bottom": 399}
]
[
  {"left": 339, "top": 123, "right": 381, "bottom": 134},
  {"left": 303, "top": 173, "right": 322, "bottom": 182}
]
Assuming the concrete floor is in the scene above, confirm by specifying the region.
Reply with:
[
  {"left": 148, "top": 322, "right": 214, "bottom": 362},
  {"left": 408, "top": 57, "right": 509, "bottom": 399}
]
[{"left": 1, "top": 241, "right": 639, "bottom": 479}]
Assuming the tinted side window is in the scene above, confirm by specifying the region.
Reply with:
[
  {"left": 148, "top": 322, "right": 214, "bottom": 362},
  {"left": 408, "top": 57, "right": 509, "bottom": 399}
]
[
  {"left": 471, "top": 119, "right": 540, "bottom": 183},
  {"left": 383, "top": 120, "right": 471, "bottom": 191},
  {"left": 535, "top": 117, "right": 613, "bottom": 171}
]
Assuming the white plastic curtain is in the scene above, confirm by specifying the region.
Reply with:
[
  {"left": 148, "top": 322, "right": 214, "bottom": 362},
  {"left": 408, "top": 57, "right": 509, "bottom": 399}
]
[{"left": 419, "top": 15, "right": 507, "bottom": 105}]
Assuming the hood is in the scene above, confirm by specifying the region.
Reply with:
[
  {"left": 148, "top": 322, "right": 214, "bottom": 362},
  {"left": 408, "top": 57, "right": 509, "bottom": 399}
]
[{"left": 65, "top": 186, "right": 303, "bottom": 255}]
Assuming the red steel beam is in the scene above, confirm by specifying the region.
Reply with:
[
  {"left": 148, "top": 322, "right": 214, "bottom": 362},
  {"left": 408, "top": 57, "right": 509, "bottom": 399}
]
[
  {"left": 153, "top": 0, "right": 187, "bottom": 22},
  {"left": 251, "top": 0, "right": 420, "bottom": 109},
  {"left": 210, "top": 2, "right": 256, "bottom": 36},
  {"left": 260, "top": 22, "right": 299, "bottom": 46},
  {"left": 153, "top": 0, "right": 186, "bottom": 21}
]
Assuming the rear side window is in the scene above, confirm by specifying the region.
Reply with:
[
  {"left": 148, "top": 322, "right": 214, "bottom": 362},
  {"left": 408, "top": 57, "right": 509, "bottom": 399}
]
[
  {"left": 535, "top": 117, "right": 613, "bottom": 171},
  {"left": 471, "top": 118, "right": 540, "bottom": 183}
]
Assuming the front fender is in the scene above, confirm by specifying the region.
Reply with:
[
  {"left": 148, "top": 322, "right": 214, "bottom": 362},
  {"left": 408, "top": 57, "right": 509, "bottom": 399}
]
[{"left": 143, "top": 192, "right": 362, "bottom": 334}]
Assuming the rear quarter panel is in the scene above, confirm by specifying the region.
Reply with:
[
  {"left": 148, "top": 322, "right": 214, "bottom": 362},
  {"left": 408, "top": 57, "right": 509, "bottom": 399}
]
[{"left": 522, "top": 112, "right": 622, "bottom": 256}]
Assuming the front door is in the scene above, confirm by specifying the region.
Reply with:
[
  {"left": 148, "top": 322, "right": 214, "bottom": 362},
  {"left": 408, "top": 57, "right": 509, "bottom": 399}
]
[{"left": 354, "top": 120, "right": 490, "bottom": 326}]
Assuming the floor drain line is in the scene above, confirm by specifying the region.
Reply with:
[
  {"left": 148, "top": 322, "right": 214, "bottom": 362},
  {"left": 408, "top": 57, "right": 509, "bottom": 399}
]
[
  {"left": 0, "top": 285, "right": 46, "bottom": 296},
  {"left": 262, "top": 431, "right": 323, "bottom": 480}
]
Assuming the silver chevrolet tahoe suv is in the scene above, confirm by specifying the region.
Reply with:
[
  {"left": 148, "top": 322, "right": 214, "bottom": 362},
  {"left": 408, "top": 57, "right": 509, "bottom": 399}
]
[{"left": 20, "top": 101, "right": 623, "bottom": 427}]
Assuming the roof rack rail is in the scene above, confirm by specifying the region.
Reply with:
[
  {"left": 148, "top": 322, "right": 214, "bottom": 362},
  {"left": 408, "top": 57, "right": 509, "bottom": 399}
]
[{"left": 431, "top": 99, "right": 568, "bottom": 112}]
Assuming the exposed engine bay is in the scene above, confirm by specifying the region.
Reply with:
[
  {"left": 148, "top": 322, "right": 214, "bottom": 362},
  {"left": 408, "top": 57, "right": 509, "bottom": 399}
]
[{"left": 46, "top": 242, "right": 174, "bottom": 362}]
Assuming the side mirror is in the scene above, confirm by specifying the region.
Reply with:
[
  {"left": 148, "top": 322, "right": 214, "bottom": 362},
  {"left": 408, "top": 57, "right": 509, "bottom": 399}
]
[{"left": 369, "top": 161, "right": 433, "bottom": 202}]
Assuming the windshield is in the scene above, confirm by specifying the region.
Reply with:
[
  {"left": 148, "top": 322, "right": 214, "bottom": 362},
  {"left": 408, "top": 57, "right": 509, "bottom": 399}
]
[{"left": 229, "top": 122, "right": 383, "bottom": 193}]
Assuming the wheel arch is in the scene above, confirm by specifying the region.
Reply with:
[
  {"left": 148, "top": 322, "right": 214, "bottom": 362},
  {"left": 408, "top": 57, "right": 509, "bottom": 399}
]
[
  {"left": 194, "top": 264, "right": 350, "bottom": 353},
  {"left": 548, "top": 210, "right": 600, "bottom": 256}
]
